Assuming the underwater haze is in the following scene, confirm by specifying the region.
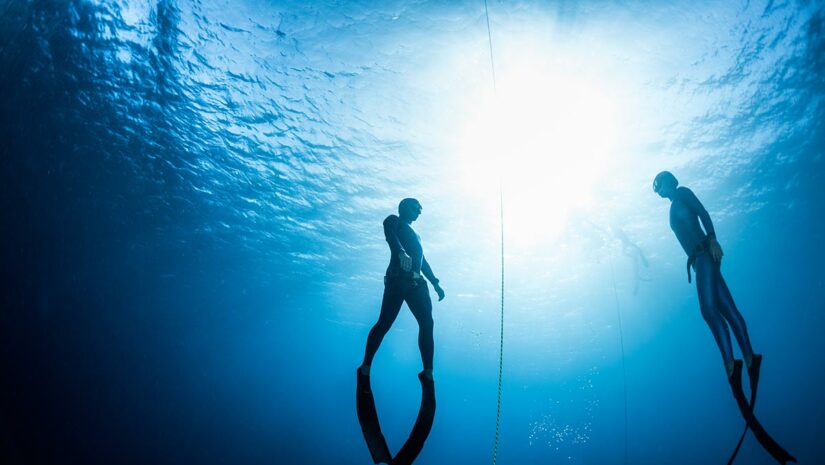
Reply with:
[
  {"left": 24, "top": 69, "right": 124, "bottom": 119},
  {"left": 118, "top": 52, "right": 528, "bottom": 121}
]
[{"left": 1, "top": 0, "right": 824, "bottom": 464}]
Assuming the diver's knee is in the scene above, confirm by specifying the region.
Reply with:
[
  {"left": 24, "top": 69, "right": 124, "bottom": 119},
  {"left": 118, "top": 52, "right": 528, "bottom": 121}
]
[
  {"left": 720, "top": 304, "right": 747, "bottom": 327},
  {"left": 699, "top": 306, "right": 719, "bottom": 326},
  {"left": 371, "top": 320, "right": 392, "bottom": 335},
  {"left": 419, "top": 317, "right": 434, "bottom": 332},
  {"left": 734, "top": 319, "right": 748, "bottom": 333}
]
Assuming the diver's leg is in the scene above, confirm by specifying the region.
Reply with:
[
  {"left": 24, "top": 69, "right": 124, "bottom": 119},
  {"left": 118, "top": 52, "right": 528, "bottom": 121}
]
[
  {"left": 406, "top": 282, "right": 434, "bottom": 377},
  {"left": 713, "top": 267, "right": 755, "bottom": 364},
  {"left": 695, "top": 254, "right": 735, "bottom": 376},
  {"left": 361, "top": 280, "right": 405, "bottom": 372}
]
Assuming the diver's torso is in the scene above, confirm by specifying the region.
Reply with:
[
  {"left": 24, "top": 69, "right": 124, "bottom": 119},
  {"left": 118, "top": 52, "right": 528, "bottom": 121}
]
[
  {"left": 670, "top": 189, "right": 707, "bottom": 255},
  {"left": 387, "top": 220, "right": 424, "bottom": 274}
]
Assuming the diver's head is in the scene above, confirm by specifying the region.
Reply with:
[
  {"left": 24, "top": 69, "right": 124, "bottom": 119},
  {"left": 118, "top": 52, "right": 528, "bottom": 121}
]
[
  {"left": 398, "top": 198, "right": 422, "bottom": 223},
  {"left": 653, "top": 171, "right": 678, "bottom": 199}
]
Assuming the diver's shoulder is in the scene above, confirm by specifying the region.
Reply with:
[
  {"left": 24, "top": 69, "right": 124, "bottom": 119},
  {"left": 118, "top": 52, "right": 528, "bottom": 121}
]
[
  {"left": 383, "top": 214, "right": 400, "bottom": 225},
  {"left": 675, "top": 186, "right": 695, "bottom": 198}
]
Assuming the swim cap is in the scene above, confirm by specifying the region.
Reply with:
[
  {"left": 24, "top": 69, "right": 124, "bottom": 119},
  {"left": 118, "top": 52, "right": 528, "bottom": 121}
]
[
  {"left": 653, "top": 171, "right": 678, "bottom": 193},
  {"left": 398, "top": 198, "right": 421, "bottom": 216}
]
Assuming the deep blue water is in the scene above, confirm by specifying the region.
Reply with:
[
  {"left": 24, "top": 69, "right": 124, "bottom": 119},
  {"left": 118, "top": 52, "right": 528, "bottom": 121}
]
[{"left": 1, "top": 1, "right": 824, "bottom": 464}]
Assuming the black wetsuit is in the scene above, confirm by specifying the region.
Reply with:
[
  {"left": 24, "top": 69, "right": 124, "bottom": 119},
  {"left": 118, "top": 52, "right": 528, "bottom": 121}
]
[
  {"left": 670, "top": 187, "right": 753, "bottom": 368},
  {"left": 363, "top": 215, "right": 439, "bottom": 371}
]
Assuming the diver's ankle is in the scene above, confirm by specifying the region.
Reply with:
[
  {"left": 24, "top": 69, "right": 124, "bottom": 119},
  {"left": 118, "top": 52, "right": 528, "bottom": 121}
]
[
  {"left": 745, "top": 353, "right": 762, "bottom": 370},
  {"left": 359, "top": 364, "right": 371, "bottom": 376},
  {"left": 422, "top": 369, "right": 433, "bottom": 380},
  {"left": 745, "top": 354, "right": 753, "bottom": 369},
  {"left": 725, "top": 361, "right": 735, "bottom": 379}
]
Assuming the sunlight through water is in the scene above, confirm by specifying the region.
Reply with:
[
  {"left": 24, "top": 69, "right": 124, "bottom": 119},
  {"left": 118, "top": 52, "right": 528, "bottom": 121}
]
[{"left": 454, "top": 46, "right": 623, "bottom": 249}]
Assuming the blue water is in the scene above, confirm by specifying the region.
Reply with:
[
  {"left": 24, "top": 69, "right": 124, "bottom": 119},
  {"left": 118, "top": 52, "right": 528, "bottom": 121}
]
[{"left": 1, "top": 1, "right": 824, "bottom": 464}]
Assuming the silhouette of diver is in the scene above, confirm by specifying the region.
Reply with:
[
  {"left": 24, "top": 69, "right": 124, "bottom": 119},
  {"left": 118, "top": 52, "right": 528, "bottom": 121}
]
[
  {"left": 584, "top": 219, "right": 651, "bottom": 295},
  {"left": 612, "top": 225, "right": 651, "bottom": 295},
  {"left": 356, "top": 198, "right": 444, "bottom": 465},
  {"left": 653, "top": 171, "right": 795, "bottom": 464},
  {"left": 653, "top": 171, "right": 755, "bottom": 378},
  {"left": 359, "top": 198, "right": 445, "bottom": 380}
]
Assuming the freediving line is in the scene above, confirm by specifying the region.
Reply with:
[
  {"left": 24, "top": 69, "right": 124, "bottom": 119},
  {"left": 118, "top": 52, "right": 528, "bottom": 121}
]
[
  {"left": 609, "top": 260, "right": 630, "bottom": 465},
  {"left": 483, "top": 0, "right": 498, "bottom": 91},
  {"left": 482, "top": 1, "right": 504, "bottom": 464}
]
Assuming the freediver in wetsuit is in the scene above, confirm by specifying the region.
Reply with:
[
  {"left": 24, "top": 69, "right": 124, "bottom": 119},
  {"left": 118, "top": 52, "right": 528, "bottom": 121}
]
[
  {"left": 653, "top": 171, "right": 795, "bottom": 464},
  {"left": 653, "top": 171, "right": 757, "bottom": 379},
  {"left": 356, "top": 198, "right": 444, "bottom": 465},
  {"left": 359, "top": 197, "right": 446, "bottom": 381}
]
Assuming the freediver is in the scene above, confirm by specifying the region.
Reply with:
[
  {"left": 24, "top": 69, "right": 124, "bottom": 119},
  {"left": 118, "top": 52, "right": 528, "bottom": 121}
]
[
  {"left": 356, "top": 198, "right": 443, "bottom": 465},
  {"left": 653, "top": 171, "right": 758, "bottom": 380},
  {"left": 653, "top": 171, "right": 795, "bottom": 464},
  {"left": 359, "top": 197, "right": 445, "bottom": 381}
]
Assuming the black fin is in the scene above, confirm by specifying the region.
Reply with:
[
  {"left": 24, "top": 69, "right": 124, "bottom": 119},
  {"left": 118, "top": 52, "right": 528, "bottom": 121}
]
[
  {"left": 391, "top": 372, "right": 436, "bottom": 465},
  {"left": 728, "top": 360, "right": 796, "bottom": 464},
  {"left": 729, "top": 354, "right": 764, "bottom": 465},
  {"left": 748, "top": 354, "right": 763, "bottom": 401},
  {"left": 356, "top": 370, "right": 392, "bottom": 464}
]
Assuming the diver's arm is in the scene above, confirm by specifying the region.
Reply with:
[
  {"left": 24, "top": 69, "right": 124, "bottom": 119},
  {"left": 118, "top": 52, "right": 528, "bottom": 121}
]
[
  {"left": 421, "top": 257, "right": 438, "bottom": 284},
  {"left": 384, "top": 215, "right": 412, "bottom": 270},
  {"left": 422, "top": 257, "right": 445, "bottom": 301},
  {"left": 682, "top": 187, "right": 716, "bottom": 239},
  {"left": 682, "top": 187, "right": 723, "bottom": 260},
  {"left": 384, "top": 215, "right": 406, "bottom": 255}
]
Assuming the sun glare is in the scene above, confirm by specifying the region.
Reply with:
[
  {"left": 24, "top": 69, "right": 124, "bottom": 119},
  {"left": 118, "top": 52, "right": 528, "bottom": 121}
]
[{"left": 456, "top": 55, "right": 621, "bottom": 247}]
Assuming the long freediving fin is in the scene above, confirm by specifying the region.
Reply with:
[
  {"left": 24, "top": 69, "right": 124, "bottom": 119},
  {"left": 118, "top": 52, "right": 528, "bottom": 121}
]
[
  {"left": 357, "top": 370, "right": 393, "bottom": 464},
  {"left": 728, "top": 360, "right": 795, "bottom": 464},
  {"left": 728, "top": 354, "right": 763, "bottom": 465},
  {"left": 391, "top": 372, "right": 436, "bottom": 465},
  {"left": 748, "top": 354, "right": 763, "bottom": 402}
]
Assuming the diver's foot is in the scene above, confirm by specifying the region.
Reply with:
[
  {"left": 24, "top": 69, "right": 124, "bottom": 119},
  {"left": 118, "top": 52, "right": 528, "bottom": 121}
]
[
  {"left": 725, "top": 360, "right": 736, "bottom": 379},
  {"left": 421, "top": 369, "right": 433, "bottom": 381},
  {"left": 727, "top": 360, "right": 744, "bottom": 390},
  {"left": 746, "top": 353, "right": 761, "bottom": 371},
  {"left": 356, "top": 365, "right": 372, "bottom": 395},
  {"left": 747, "top": 354, "right": 763, "bottom": 397}
]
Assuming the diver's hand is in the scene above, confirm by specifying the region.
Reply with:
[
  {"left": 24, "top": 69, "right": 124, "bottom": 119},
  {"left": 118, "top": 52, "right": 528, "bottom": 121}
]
[
  {"left": 709, "top": 238, "right": 724, "bottom": 262},
  {"left": 433, "top": 284, "right": 445, "bottom": 302},
  {"left": 399, "top": 252, "right": 412, "bottom": 271}
]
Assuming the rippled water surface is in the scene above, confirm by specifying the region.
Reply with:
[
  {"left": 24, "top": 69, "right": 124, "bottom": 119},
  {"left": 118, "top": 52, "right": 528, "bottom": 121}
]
[{"left": 1, "top": 1, "right": 824, "bottom": 464}]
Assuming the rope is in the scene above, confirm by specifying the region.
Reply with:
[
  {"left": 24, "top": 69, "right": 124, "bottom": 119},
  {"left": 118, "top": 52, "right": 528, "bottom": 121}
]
[
  {"left": 493, "top": 179, "right": 505, "bottom": 465},
  {"left": 609, "top": 260, "right": 629, "bottom": 465},
  {"left": 482, "top": 2, "right": 504, "bottom": 464},
  {"left": 483, "top": 0, "right": 498, "bottom": 91}
]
